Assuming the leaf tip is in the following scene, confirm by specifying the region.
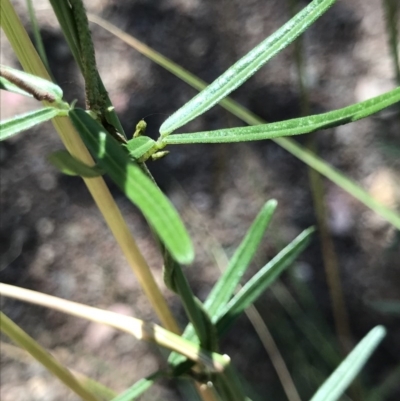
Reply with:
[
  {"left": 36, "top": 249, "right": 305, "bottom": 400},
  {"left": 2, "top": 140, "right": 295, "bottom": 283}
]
[{"left": 177, "top": 244, "right": 195, "bottom": 265}]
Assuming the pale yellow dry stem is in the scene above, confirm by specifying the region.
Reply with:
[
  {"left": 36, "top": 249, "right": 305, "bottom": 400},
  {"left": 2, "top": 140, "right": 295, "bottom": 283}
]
[
  {"left": 0, "top": 283, "right": 230, "bottom": 373},
  {"left": 0, "top": 312, "right": 100, "bottom": 401}
]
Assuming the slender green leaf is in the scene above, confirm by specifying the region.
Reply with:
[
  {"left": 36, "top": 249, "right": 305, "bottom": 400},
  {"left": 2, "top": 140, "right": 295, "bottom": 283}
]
[
  {"left": 48, "top": 150, "right": 104, "bottom": 177},
  {"left": 205, "top": 200, "right": 278, "bottom": 317},
  {"left": 69, "top": 108, "right": 194, "bottom": 264},
  {"left": 367, "top": 300, "right": 400, "bottom": 315},
  {"left": 111, "top": 371, "right": 164, "bottom": 401},
  {"left": 0, "top": 107, "right": 64, "bottom": 141},
  {"left": 159, "top": 0, "right": 336, "bottom": 136},
  {"left": 163, "top": 87, "right": 400, "bottom": 144},
  {"left": 48, "top": 0, "right": 83, "bottom": 70},
  {"left": 0, "top": 64, "right": 63, "bottom": 101},
  {"left": 217, "top": 227, "right": 314, "bottom": 334},
  {"left": 26, "top": 0, "right": 52, "bottom": 75},
  {"left": 309, "top": 326, "right": 386, "bottom": 401},
  {"left": 169, "top": 224, "right": 312, "bottom": 369},
  {"left": 0, "top": 76, "right": 33, "bottom": 97},
  {"left": 125, "top": 136, "right": 156, "bottom": 160},
  {"left": 91, "top": 15, "right": 400, "bottom": 230}
]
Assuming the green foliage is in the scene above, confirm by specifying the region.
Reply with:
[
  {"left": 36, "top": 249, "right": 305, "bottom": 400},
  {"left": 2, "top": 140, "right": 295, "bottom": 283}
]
[
  {"left": 110, "top": 372, "right": 165, "bottom": 401},
  {"left": 48, "top": 150, "right": 104, "bottom": 177},
  {"left": 69, "top": 108, "right": 195, "bottom": 265},
  {"left": 216, "top": 227, "right": 314, "bottom": 334},
  {"left": 162, "top": 87, "right": 400, "bottom": 144},
  {"left": 309, "top": 326, "right": 386, "bottom": 401},
  {"left": 0, "top": 107, "right": 64, "bottom": 140},
  {"left": 159, "top": 0, "right": 337, "bottom": 136},
  {"left": 0, "top": 0, "right": 396, "bottom": 400}
]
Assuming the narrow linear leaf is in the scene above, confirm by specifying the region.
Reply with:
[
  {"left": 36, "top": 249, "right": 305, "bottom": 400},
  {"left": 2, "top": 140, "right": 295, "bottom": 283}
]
[
  {"left": 48, "top": 150, "right": 104, "bottom": 177},
  {"left": 163, "top": 87, "right": 400, "bottom": 144},
  {"left": 205, "top": 200, "right": 278, "bottom": 317},
  {"left": 125, "top": 136, "right": 156, "bottom": 160},
  {"left": 169, "top": 223, "right": 311, "bottom": 369},
  {"left": 0, "top": 107, "right": 64, "bottom": 141},
  {"left": 0, "top": 76, "right": 33, "bottom": 97},
  {"left": 90, "top": 15, "right": 400, "bottom": 230},
  {"left": 26, "top": 0, "right": 52, "bottom": 76},
  {"left": 159, "top": 0, "right": 336, "bottom": 136},
  {"left": 309, "top": 326, "right": 386, "bottom": 401},
  {"left": 48, "top": 0, "right": 83, "bottom": 70},
  {"left": 111, "top": 371, "right": 164, "bottom": 401},
  {"left": 69, "top": 109, "right": 194, "bottom": 264},
  {"left": 217, "top": 227, "right": 315, "bottom": 334},
  {"left": 367, "top": 300, "right": 400, "bottom": 315},
  {"left": 0, "top": 312, "right": 99, "bottom": 401},
  {"left": 0, "top": 64, "right": 63, "bottom": 101}
]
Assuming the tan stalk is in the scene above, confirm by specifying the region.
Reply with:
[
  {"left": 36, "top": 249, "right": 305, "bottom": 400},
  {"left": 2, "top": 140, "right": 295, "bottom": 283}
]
[
  {"left": 0, "top": 0, "right": 179, "bottom": 334},
  {"left": 0, "top": 312, "right": 100, "bottom": 401},
  {"left": 0, "top": 283, "right": 230, "bottom": 373},
  {"left": 1, "top": 341, "right": 118, "bottom": 401}
]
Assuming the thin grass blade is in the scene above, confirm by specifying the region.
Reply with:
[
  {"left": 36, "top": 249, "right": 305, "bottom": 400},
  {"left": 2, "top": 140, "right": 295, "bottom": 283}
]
[
  {"left": 205, "top": 200, "right": 278, "bottom": 317},
  {"left": 169, "top": 225, "right": 312, "bottom": 368},
  {"left": 111, "top": 371, "right": 164, "bottom": 401},
  {"left": 159, "top": 0, "right": 336, "bottom": 136},
  {"left": 0, "top": 312, "right": 99, "bottom": 401},
  {"left": 309, "top": 326, "right": 386, "bottom": 401},
  {"left": 367, "top": 300, "right": 400, "bottom": 315},
  {"left": 69, "top": 108, "right": 194, "bottom": 264},
  {"left": 48, "top": 0, "right": 83, "bottom": 70},
  {"left": 26, "top": 0, "right": 52, "bottom": 75},
  {"left": 163, "top": 87, "right": 400, "bottom": 144},
  {"left": 217, "top": 227, "right": 314, "bottom": 334},
  {"left": 48, "top": 150, "right": 104, "bottom": 177},
  {"left": 0, "top": 107, "right": 63, "bottom": 141}
]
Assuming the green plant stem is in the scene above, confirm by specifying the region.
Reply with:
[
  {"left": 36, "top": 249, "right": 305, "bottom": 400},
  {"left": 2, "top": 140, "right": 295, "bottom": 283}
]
[
  {"left": 0, "top": 312, "right": 100, "bottom": 401},
  {"left": 69, "top": 0, "right": 102, "bottom": 111},
  {"left": 0, "top": 0, "right": 180, "bottom": 335},
  {"left": 167, "top": 255, "right": 217, "bottom": 351}
]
